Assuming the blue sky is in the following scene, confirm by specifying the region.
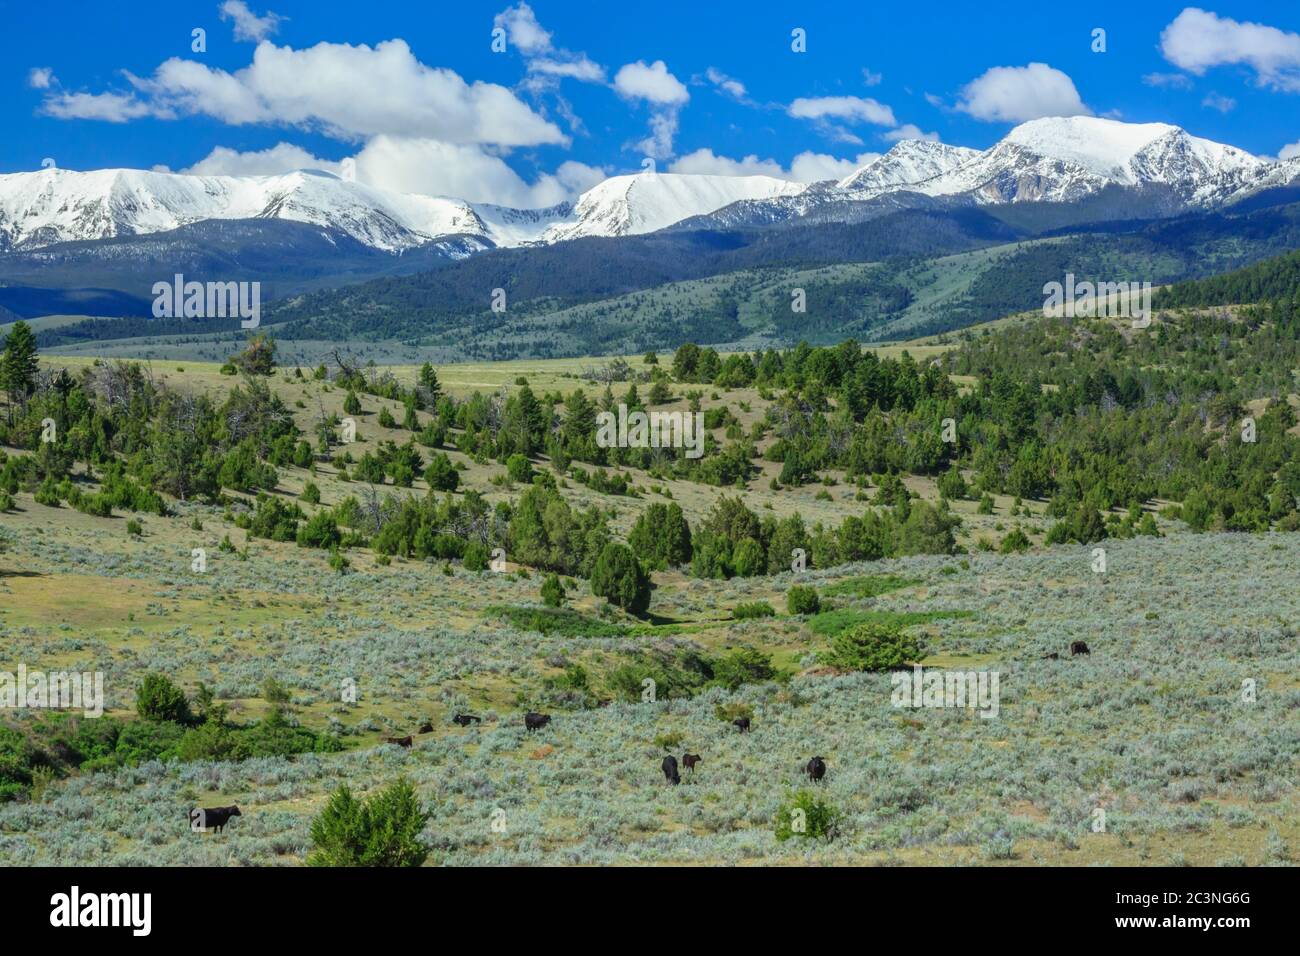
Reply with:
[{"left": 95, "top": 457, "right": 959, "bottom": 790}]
[{"left": 5, "top": 1, "right": 1300, "bottom": 205}]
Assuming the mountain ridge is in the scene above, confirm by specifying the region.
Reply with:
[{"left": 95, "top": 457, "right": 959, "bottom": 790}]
[{"left": 3, "top": 117, "right": 1297, "bottom": 259}]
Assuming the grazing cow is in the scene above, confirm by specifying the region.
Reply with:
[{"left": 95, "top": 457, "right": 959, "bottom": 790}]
[
  {"left": 1070, "top": 641, "right": 1091, "bottom": 656},
  {"left": 452, "top": 714, "right": 482, "bottom": 727},
  {"left": 190, "top": 806, "right": 241, "bottom": 833},
  {"left": 1042, "top": 652, "right": 1060, "bottom": 660},
  {"left": 662, "top": 755, "right": 680, "bottom": 785},
  {"left": 525, "top": 712, "right": 551, "bottom": 732},
  {"left": 417, "top": 721, "right": 434, "bottom": 734},
  {"left": 805, "top": 756, "right": 827, "bottom": 782},
  {"left": 733, "top": 717, "right": 751, "bottom": 733},
  {"left": 681, "top": 753, "right": 702, "bottom": 773},
  {"left": 386, "top": 735, "right": 413, "bottom": 748}
]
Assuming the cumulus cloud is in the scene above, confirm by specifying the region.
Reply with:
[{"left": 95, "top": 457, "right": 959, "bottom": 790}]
[
  {"left": 183, "top": 142, "right": 337, "bottom": 176},
  {"left": 614, "top": 60, "right": 689, "bottom": 105},
  {"left": 180, "top": 137, "right": 606, "bottom": 207},
  {"left": 956, "top": 63, "right": 1091, "bottom": 122},
  {"left": 668, "top": 147, "right": 882, "bottom": 183},
  {"left": 43, "top": 90, "right": 167, "bottom": 122},
  {"left": 668, "top": 149, "right": 785, "bottom": 178},
  {"left": 789, "top": 150, "right": 881, "bottom": 182},
  {"left": 350, "top": 136, "right": 602, "bottom": 207},
  {"left": 788, "top": 95, "right": 896, "bottom": 126},
  {"left": 1279, "top": 140, "right": 1300, "bottom": 161},
  {"left": 494, "top": 3, "right": 552, "bottom": 55},
  {"left": 28, "top": 67, "right": 54, "bottom": 89},
  {"left": 883, "top": 124, "right": 940, "bottom": 143},
  {"left": 787, "top": 95, "right": 896, "bottom": 146},
  {"left": 43, "top": 39, "right": 566, "bottom": 147},
  {"left": 495, "top": 3, "right": 604, "bottom": 85},
  {"left": 1160, "top": 7, "right": 1300, "bottom": 92},
  {"left": 220, "top": 1, "right": 283, "bottom": 43},
  {"left": 614, "top": 60, "right": 688, "bottom": 159}
]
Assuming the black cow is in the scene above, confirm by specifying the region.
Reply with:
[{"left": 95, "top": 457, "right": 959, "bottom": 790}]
[
  {"left": 452, "top": 714, "right": 482, "bottom": 727},
  {"left": 681, "top": 753, "right": 702, "bottom": 773},
  {"left": 662, "top": 755, "right": 680, "bottom": 785},
  {"left": 417, "top": 721, "right": 434, "bottom": 734},
  {"left": 525, "top": 712, "right": 551, "bottom": 732},
  {"left": 190, "top": 805, "right": 241, "bottom": 833},
  {"left": 733, "top": 717, "right": 751, "bottom": 733},
  {"left": 386, "top": 735, "right": 413, "bottom": 748},
  {"left": 805, "top": 756, "right": 827, "bottom": 782},
  {"left": 1070, "top": 641, "right": 1091, "bottom": 656}
]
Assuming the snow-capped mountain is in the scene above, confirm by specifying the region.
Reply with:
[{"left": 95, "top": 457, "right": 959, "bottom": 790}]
[
  {"left": 906, "top": 117, "right": 1270, "bottom": 205},
  {"left": 536, "top": 173, "right": 808, "bottom": 243},
  {"left": 1, "top": 118, "right": 1297, "bottom": 260},
  {"left": 837, "top": 140, "right": 979, "bottom": 194},
  {"left": 675, "top": 117, "right": 1296, "bottom": 233},
  {"left": 0, "top": 167, "right": 494, "bottom": 254},
  {"left": 0, "top": 167, "right": 808, "bottom": 254}
]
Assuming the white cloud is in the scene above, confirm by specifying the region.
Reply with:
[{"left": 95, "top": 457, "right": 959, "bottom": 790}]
[
  {"left": 529, "top": 56, "right": 604, "bottom": 82},
  {"left": 28, "top": 67, "right": 54, "bottom": 89},
  {"left": 668, "top": 149, "right": 785, "bottom": 178},
  {"left": 1142, "top": 71, "right": 1194, "bottom": 89},
  {"left": 350, "top": 135, "right": 601, "bottom": 207},
  {"left": 668, "top": 147, "right": 881, "bottom": 183},
  {"left": 862, "top": 68, "right": 883, "bottom": 87},
  {"left": 1201, "top": 92, "right": 1236, "bottom": 112},
  {"left": 789, "top": 150, "right": 880, "bottom": 182},
  {"left": 220, "top": 1, "right": 283, "bottom": 43},
  {"left": 788, "top": 95, "right": 896, "bottom": 126},
  {"left": 1160, "top": 7, "right": 1300, "bottom": 92},
  {"left": 634, "top": 111, "right": 681, "bottom": 160},
  {"left": 42, "top": 90, "right": 167, "bottom": 122},
  {"left": 495, "top": 4, "right": 604, "bottom": 85},
  {"left": 614, "top": 61, "right": 688, "bottom": 159},
  {"left": 613, "top": 60, "right": 689, "bottom": 105},
  {"left": 703, "top": 67, "right": 749, "bottom": 102},
  {"left": 180, "top": 137, "right": 605, "bottom": 207},
  {"left": 60, "top": 39, "right": 568, "bottom": 146},
  {"left": 883, "top": 124, "right": 940, "bottom": 143},
  {"left": 1279, "top": 140, "right": 1300, "bottom": 161},
  {"left": 183, "top": 142, "right": 337, "bottom": 176},
  {"left": 956, "top": 63, "right": 1091, "bottom": 122},
  {"left": 494, "top": 3, "right": 552, "bottom": 56}
]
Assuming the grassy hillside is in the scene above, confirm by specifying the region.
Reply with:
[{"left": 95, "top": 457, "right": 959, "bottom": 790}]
[
  {"left": 2, "top": 513, "right": 1296, "bottom": 865},
  {"left": 2, "top": 293, "right": 1299, "bottom": 866}
]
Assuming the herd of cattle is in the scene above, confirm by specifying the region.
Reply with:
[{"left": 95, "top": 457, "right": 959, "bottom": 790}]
[
  {"left": 189, "top": 643, "right": 1104, "bottom": 834},
  {"left": 187, "top": 708, "right": 830, "bottom": 835}
]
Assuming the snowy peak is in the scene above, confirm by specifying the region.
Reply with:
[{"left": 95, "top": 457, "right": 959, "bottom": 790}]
[
  {"left": 1005, "top": 116, "right": 1265, "bottom": 187},
  {"left": 540, "top": 173, "right": 808, "bottom": 243},
  {"left": 0, "top": 167, "right": 492, "bottom": 253},
  {"left": 837, "top": 140, "right": 979, "bottom": 193},
  {"left": 0, "top": 119, "right": 1296, "bottom": 259}
]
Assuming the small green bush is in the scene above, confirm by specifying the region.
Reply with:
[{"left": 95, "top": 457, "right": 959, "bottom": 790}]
[
  {"left": 308, "top": 779, "right": 430, "bottom": 867},
  {"left": 786, "top": 585, "right": 820, "bottom": 615},
  {"left": 821, "top": 621, "right": 921, "bottom": 672},
  {"left": 136, "top": 674, "right": 190, "bottom": 724},
  {"left": 732, "top": 601, "right": 776, "bottom": 619},
  {"left": 774, "top": 789, "right": 841, "bottom": 842}
]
